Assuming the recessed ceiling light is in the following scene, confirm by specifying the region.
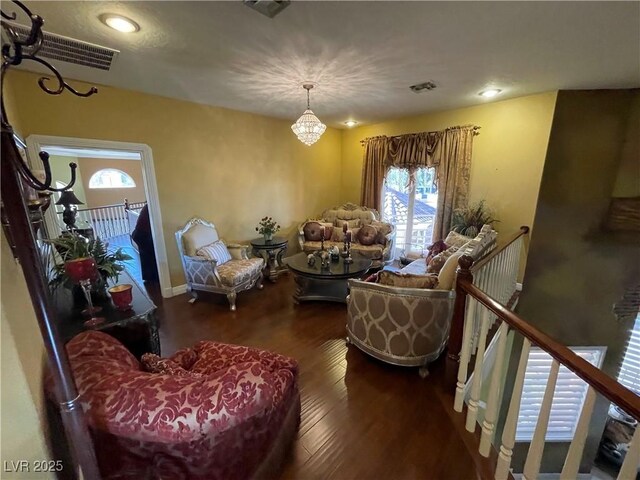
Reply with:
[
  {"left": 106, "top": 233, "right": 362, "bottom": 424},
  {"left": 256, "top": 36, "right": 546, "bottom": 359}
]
[
  {"left": 479, "top": 89, "right": 502, "bottom": 98},
  {"left": 100, "top": 14, "right": 140, "bottom": 33},
  {"left": 344, "top": 120, "right": 358, "bottom": 127}
]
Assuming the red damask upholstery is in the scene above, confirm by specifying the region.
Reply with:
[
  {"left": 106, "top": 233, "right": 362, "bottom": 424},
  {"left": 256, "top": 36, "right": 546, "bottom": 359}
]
[{"left": 63, "top": 331, "right": 300, "bottom": 479}]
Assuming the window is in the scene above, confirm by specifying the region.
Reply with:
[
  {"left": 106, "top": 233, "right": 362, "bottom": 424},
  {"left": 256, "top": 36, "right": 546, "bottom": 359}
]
[
  {"left": 515, "top": 347, "right": 605, "bottom": 442},
  {"left": 89, "top": 169, "right": 136, "bottom": 189},
  {"left": 618, "top": 313, "right": 640, "bottom": 393},
  {"left": 382, "top": 167, "right": 437, "bottom": 258}
]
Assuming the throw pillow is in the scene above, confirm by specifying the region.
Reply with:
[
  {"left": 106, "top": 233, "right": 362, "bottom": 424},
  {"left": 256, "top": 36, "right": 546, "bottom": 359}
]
[
  {"left": 444, "top": 230, "right": 472, "bottom": 249},
  {"left": 438, "top": 251, "right": 464, "bottom": 290},
  {"left": 141, "top": 353, "right": 203, "bottom": 377},
  {"left": 371, "top": 221, "right": 392, "bottom": 237},
  {"left": 169, "top": 347, "right": 198, "bottom": 369},
  {"left": 425, "top": 240, "right": 448, "bottom": 264},
  {"left": 427, "top": 246, "right": 459, "bottom": 274},
  {"left": 363, "top": 272, "right": 380, "bottom": 283},
  {"left": 378, "top": 271, "right": 439, "bottom": 289},
  {"left": 197, "top": 240, "right": 232, "bottom": 265},
  {"left": 357, "top": 225, "right": 378, "bottom": 246},
  {"left": 303, "top": 221, "right": 323, "bottom": 241},
  {"left": 335, "top": 219, "right": 361, "bottom": 229}
]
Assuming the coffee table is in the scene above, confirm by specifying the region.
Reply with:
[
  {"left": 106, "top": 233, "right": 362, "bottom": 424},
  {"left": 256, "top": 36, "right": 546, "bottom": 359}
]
[{"left": 286, "top": 252, "right": 372, "bottom": 304}]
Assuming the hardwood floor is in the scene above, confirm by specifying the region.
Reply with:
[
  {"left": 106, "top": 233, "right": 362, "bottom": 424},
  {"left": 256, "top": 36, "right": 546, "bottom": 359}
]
[{"left": 154, "top": 274, "right": 484, "bottom": 480}]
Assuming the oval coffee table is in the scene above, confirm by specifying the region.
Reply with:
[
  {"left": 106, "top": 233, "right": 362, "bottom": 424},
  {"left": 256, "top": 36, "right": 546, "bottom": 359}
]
[{"left": 286, "top": 252, "right": 372, "bottom": 304}]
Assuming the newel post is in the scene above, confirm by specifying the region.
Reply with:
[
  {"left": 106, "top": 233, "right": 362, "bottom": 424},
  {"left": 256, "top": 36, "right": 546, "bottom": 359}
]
[{"left": 447, "top": 254, "right": 474, "bottom": 361}]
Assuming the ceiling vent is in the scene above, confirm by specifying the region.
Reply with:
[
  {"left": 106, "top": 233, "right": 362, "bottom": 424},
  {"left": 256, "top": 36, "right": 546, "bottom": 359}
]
[
  {"left": 409, "top": 81, "right": 437, "bottom": 93},
  {"left": 3, "top": 23, "right": 119, "bottom": 71},
  {"left": 243, "top": 0, "right": 291, "bottom": 18}
]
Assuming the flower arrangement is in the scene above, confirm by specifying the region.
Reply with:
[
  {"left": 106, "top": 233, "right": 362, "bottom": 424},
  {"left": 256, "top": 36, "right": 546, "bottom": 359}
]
[{"left": 256, "top": 216, "right": 281, "bottom": 240}]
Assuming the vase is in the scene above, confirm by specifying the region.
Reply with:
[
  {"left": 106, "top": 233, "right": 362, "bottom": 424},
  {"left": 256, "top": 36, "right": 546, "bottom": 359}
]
[{"left": 264, "top": 233, "right": 273, "bottom": 242}]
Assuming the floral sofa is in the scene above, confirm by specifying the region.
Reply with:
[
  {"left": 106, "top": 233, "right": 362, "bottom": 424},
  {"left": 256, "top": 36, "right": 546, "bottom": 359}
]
[
  {"left": 59, "top": 331, "right": 300, "bottom": 479},
  {"left": 298, "top": 202, "right": 395, "bottom": 268},
  {"left": 346, "top": 225, "right": 497, "bottom": 376}
]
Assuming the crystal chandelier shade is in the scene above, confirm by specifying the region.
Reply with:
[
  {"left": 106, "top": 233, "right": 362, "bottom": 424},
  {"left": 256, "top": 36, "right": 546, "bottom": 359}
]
[{"left": 291, "top": 84, "right": 326, "bottom": 146}]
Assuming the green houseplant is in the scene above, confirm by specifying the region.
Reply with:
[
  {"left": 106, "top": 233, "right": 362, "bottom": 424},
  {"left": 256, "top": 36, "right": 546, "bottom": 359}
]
[
  {"left": 451, "top": 201, "right": 499, "bottom": 238},
  {"left": 48, "top": 233, "right": 132, "bottom": 293}
]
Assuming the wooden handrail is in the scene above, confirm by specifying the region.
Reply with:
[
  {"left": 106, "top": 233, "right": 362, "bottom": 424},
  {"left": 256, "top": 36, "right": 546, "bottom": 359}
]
[
  {"left": 459, "top": 278, "right": 640, "bottom": 420},
  {"left": 448, "top": 226, "right": 530, "bottom": 358},
  {"left": 471, "top": 226, "right": 529, "bottom": 273}
]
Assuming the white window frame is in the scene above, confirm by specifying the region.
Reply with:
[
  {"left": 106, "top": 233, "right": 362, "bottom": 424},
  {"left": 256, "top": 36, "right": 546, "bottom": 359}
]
[
  {"left": 515, "top": 346, "right": 606, "bottom": 442},
  {"left": 381, "top": 167, "right": 437, "bottom": 256},
  {"left": 88, "top": 168, "right": 136, "bottom": 189}
]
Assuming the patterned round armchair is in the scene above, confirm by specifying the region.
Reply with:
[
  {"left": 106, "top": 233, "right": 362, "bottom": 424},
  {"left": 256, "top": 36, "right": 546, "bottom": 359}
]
[
  {"left": 59, "top": 331, "right": 300, "bottom": 479},
  {"left": 176, "top": 217, "right": 264, "bottom": 310}
]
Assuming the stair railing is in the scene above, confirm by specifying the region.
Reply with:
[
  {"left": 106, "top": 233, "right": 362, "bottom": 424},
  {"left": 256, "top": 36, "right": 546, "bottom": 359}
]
[{"left": 451, "top": 264, "right": 640, "bottom": 479}]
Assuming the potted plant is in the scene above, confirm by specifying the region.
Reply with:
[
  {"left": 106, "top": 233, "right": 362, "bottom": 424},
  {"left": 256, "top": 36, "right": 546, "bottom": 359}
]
[
  {"left": 256, "top": 216, "right": 281, "bottom": 242},
  {"left": 451, "top": 201, "right": 499, "bottom": 237},
  {"left": 48, "top": 233, "right": 132, "bottom": 298}
]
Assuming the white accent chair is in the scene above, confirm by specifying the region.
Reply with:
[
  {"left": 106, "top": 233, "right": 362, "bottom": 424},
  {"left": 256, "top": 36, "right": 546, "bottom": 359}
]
[{"left": 176, "top": 217, "right": 264, "bottom": 311}]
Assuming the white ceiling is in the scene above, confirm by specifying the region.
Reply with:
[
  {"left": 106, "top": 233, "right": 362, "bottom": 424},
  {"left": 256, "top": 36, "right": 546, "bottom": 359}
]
[{"left": 14, "top": 1, "right": 640, "bottom": 127}]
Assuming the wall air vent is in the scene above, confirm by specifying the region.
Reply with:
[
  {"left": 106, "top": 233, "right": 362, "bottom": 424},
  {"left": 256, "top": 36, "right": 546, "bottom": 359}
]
[
  {"left": 243, "top": 0, "right": 291, "bottom": 18},
  {"left": 3, "top": 23, "right": 119, "bottom": 71},
  {"left": 409, "top": 81, "right": 437, "bottom": 93}
]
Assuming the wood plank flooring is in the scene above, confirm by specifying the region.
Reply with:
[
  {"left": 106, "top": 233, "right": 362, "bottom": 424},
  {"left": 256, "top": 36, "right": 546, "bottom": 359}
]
[{"left": 154, "top": 275, "right": 483, "bottom": 480}]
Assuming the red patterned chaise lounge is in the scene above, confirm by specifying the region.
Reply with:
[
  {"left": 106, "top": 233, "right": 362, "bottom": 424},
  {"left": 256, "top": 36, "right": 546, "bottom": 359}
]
[{"left": 63, "top": 331, "right": 300, "bottom": 479}]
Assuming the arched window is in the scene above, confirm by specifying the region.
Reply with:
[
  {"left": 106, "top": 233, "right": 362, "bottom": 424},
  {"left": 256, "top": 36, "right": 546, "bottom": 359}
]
[{"left": 89, "top": 169, "right": 136, "bottom": 189}]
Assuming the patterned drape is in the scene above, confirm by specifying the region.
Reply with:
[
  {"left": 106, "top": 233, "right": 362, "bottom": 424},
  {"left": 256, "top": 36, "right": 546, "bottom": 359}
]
[
  {"left": 432, "top": 126, "right": 475, "bottom": 240},
  {"left": 360, "top": 125, "right": 477, "bottom": 238},
  {"left": 387, "top": 131, "right": 442, "bottom": 170},
  {"left": 360, "top": 136, "right": 389, "bottom": 211}
]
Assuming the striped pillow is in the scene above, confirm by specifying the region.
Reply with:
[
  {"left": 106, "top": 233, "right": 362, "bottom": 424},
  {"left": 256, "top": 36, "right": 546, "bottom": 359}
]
[{"left": 197, "top": 240, "right": 232, "bottom": 265}]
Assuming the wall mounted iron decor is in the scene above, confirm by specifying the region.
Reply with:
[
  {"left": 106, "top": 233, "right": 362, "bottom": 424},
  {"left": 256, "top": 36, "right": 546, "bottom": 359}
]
[{"left": 1, "top": 1, "right": 101, "bottom": 477}]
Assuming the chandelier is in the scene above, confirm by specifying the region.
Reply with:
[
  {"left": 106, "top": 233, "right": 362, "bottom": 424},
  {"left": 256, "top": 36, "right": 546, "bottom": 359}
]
[{"left": 291, "top": 84, "right": 326, "bottom": 146}]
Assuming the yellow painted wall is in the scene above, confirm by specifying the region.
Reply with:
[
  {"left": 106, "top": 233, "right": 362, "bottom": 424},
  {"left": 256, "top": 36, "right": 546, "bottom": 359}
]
[
  {"left": 7, "top": 70, "right": 343, "bottom": 286},
  {"left": 1, "top": 77, "right": 52, "bottom": 474},
  {"left": 340, "top": 92, "right": 558, "bottom": 239}
]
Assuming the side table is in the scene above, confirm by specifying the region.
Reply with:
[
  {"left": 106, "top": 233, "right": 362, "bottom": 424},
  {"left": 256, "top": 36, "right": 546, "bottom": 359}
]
[
  {"left": 251, "top": 237, "right": 288, "bottom": 283},
  {"left": 53, "top": 269, "right": 160, "bottom": 358}
]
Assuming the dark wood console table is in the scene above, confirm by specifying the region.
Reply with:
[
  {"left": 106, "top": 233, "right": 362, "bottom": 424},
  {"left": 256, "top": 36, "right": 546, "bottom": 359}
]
[{"left": 53, "top": 269, "right": 159, "bottom": 358}]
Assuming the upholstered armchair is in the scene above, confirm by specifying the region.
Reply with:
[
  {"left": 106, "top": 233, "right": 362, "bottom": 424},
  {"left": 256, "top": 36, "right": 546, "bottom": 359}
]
[
  {"left": 57, "top": 331, "right": 300, "bottom": 480},
  {"left": 346, "top": 226, "right": 498, "bottom": 376},
  {"left": 176, "top": 217, "right": 264, "bottom": 310}
]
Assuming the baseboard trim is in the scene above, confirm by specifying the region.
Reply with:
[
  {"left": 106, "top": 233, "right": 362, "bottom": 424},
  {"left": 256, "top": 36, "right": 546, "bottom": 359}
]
[{"left": 171, "top": 284, "right": 188, "bottom": 297}]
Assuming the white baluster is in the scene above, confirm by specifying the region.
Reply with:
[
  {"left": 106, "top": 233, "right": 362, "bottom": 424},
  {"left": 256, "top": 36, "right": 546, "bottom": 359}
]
[
  {"left": 523, "top": 359, "right": 560, "bottom": 479},
  {"left": 496, "top": 337, "right": 531, "bottom": 480},
  {"left": 455, "top": 297, "right": 478, "bottom": 412},
  {"left": 479, "top": 321, "right": 510, "bottom": 456},
  {"left": 466, "top": 306, "right": 491, "bottom": 431},
  {"left": 618, "top": 426, "right": 640, "bottom": 480},
  {"left": 560, "top": 387, "right": 596, "bottom": 479}
]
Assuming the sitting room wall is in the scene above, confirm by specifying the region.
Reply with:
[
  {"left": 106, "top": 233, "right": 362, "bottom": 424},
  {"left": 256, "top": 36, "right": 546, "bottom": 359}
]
[{"left": 7, "top": 70, "right": 344, "bottom": 287}]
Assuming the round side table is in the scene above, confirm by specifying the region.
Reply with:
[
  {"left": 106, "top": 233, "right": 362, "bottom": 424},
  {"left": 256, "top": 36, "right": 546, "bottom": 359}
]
[{"left": 251, "top": 237, "right": 289, "bottom": 283}]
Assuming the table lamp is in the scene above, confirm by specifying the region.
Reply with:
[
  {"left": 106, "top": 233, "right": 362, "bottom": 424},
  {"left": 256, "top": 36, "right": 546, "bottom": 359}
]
[{"left": 55, "top": 190, "right": 84, "bottom": 230}]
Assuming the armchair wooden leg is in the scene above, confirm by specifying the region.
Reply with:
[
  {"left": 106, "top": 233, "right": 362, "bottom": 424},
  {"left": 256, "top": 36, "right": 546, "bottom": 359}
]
[
  {"left": 188, "top": 288, "right": 198, "bottom": 304},
  {"left": 226, "top": 292, "right": 237, "bottom": 311},
  {"left": 256, "top": 275, "right": 264, "bottom": 290}
]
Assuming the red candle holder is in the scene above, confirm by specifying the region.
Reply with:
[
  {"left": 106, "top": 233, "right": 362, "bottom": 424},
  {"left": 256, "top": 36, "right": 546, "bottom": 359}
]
[
  {"left": 108, "top": 284, "right": 133, "bottom": 311},
  {"left": 64, "top": 257, "right": 104, "bottom": 327}
]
